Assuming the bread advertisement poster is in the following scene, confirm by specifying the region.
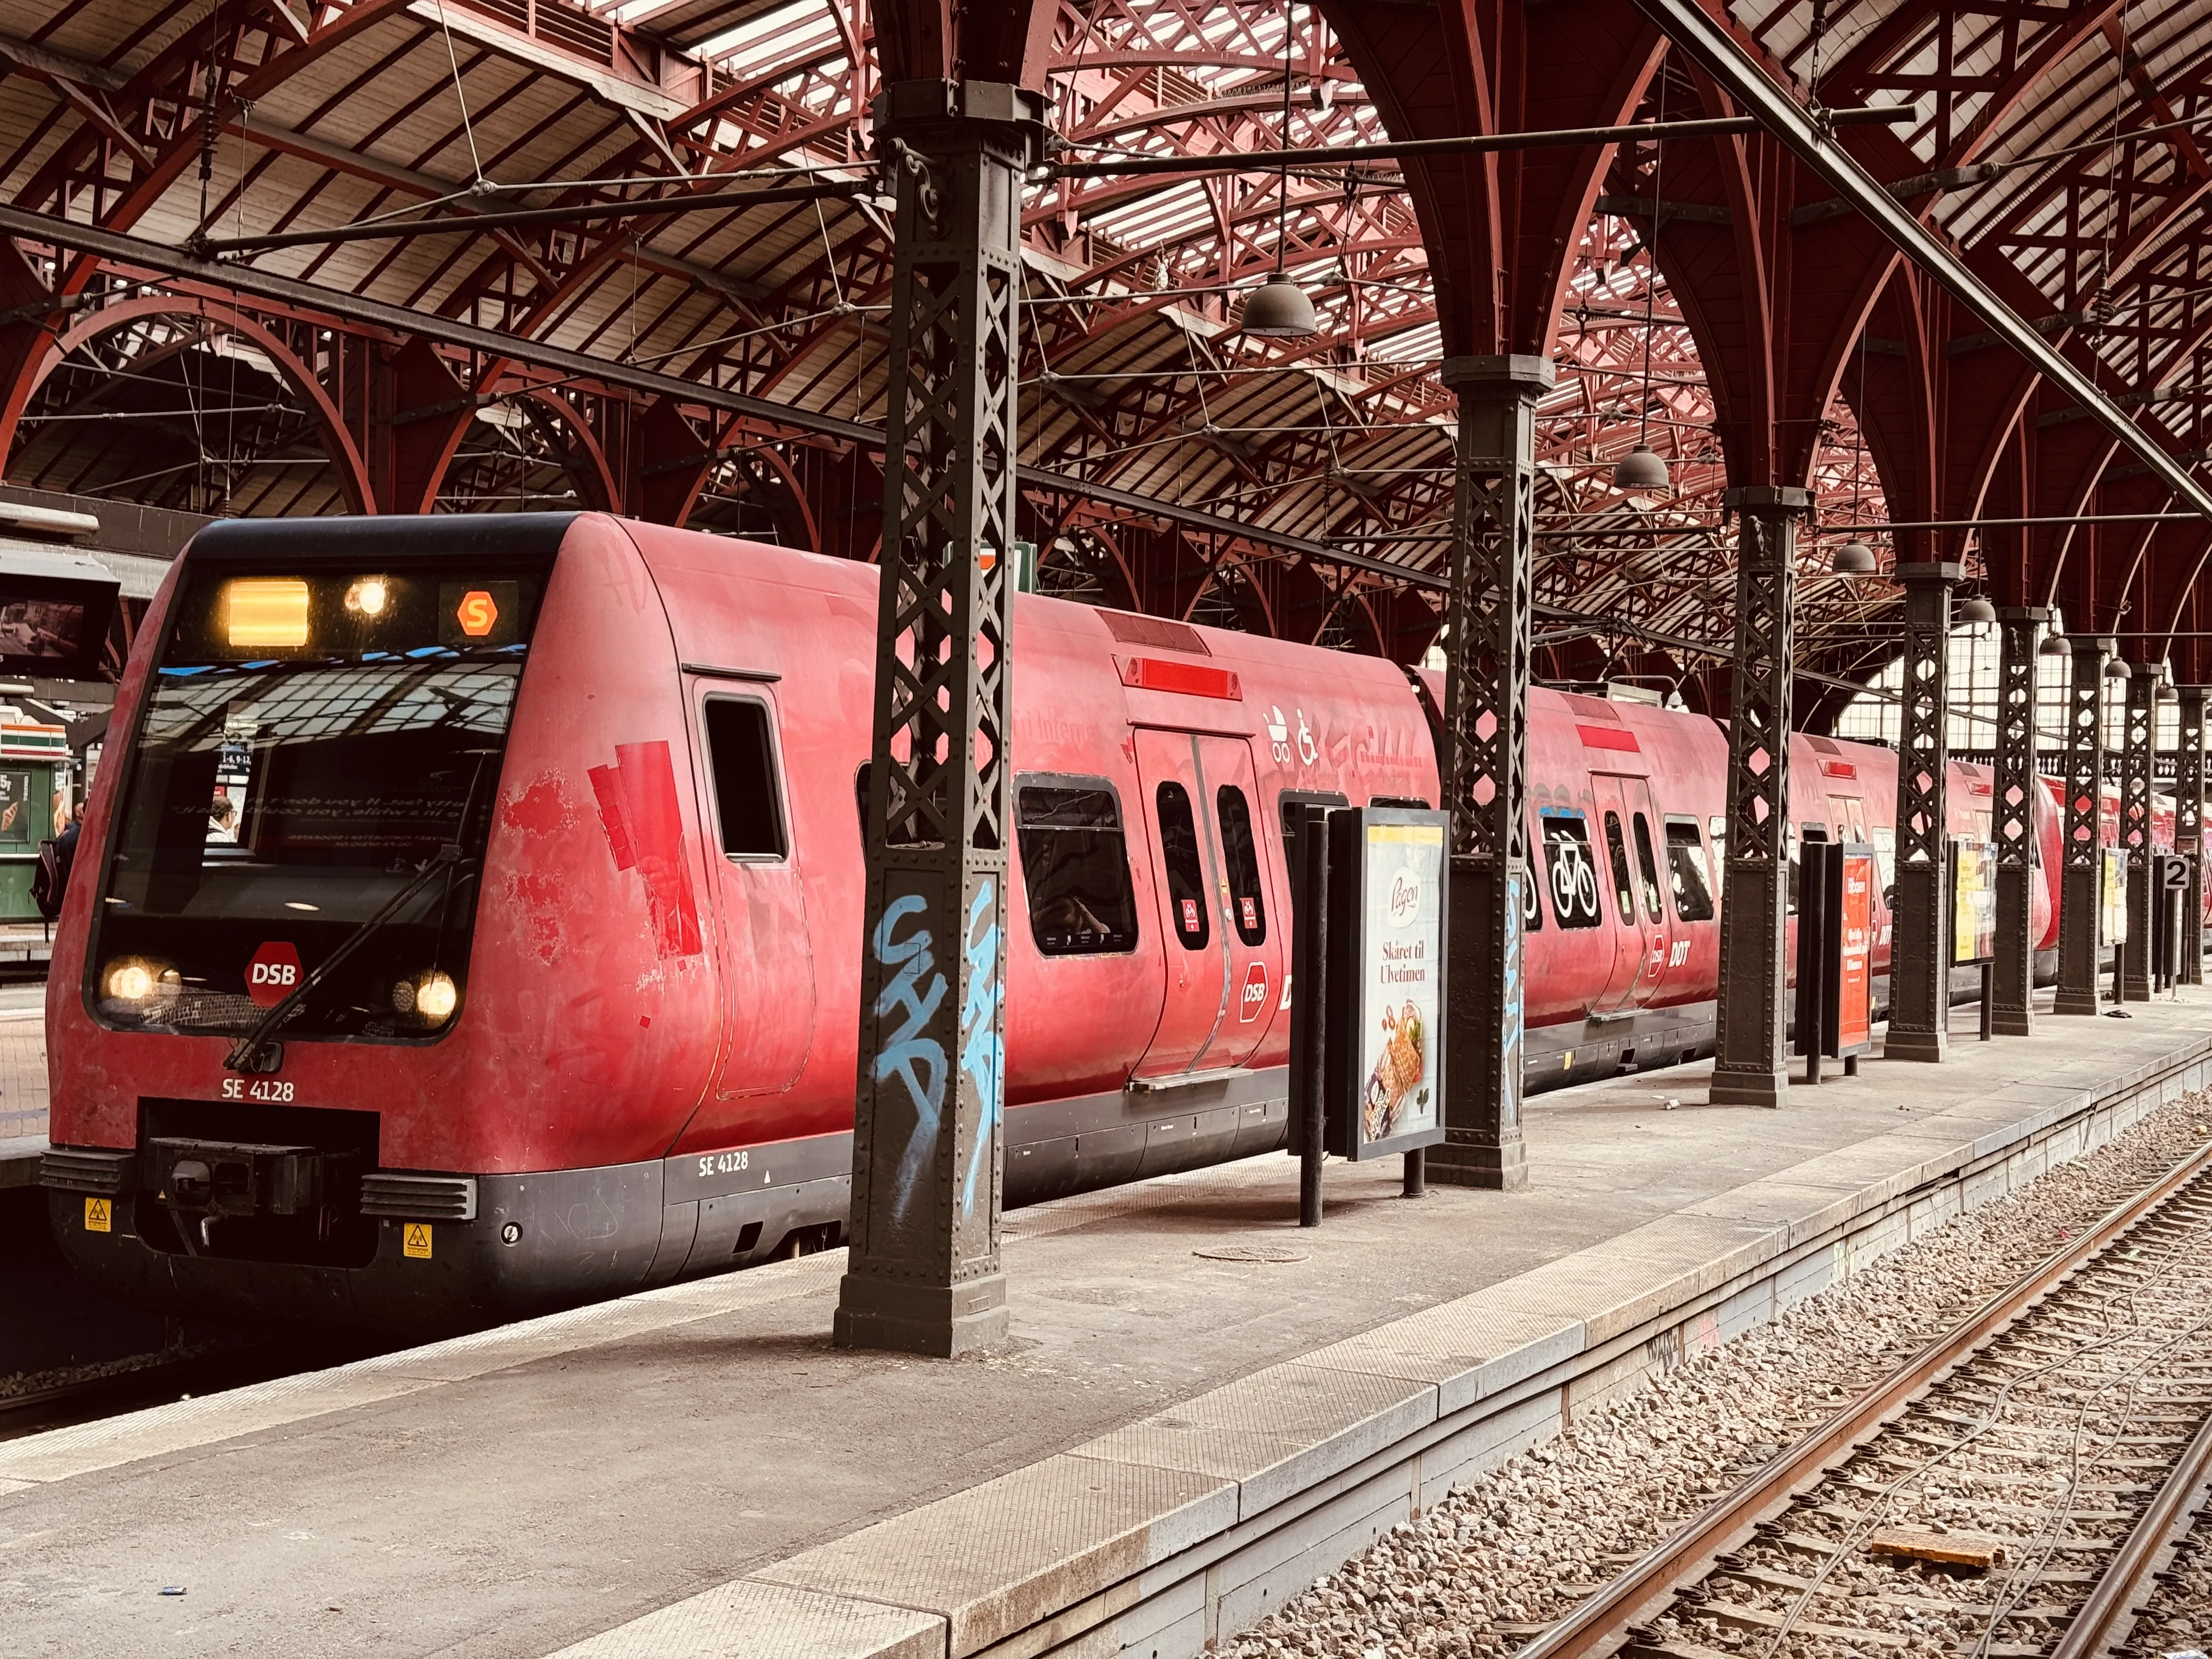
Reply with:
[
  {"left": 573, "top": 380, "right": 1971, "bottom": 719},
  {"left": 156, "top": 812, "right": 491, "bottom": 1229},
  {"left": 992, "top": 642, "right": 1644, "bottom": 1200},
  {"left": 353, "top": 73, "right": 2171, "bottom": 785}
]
[{"left": 1352, "top": 815, "right": 1446, "bottom": 1156}]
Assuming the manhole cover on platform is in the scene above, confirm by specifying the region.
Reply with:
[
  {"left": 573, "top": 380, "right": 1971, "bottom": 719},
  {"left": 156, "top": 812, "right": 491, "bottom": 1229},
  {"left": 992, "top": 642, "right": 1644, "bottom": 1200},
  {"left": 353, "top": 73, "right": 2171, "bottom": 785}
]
[{"left": 1192, "top": 1243, "right": 1308, "bottom": 1263}]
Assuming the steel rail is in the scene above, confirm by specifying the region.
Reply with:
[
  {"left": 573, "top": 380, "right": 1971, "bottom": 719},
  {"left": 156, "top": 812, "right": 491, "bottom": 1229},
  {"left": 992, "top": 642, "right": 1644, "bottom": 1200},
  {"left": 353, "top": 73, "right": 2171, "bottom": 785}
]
[
  {"left": 1628, "top": 0, "right": 2212, "bottom": 523},
  {"left": 1049, "top": 106, "right": 1910, "bottom": 179},
  {"left": 1511, "top": 1139, "right": 2212, "bottom": 1659},
  {"left": 2047, "top": 1406, "right": 2212, "bottom": 1659},
  {"left": 194, "top": 182, "right": 867, "bottom": 257}
]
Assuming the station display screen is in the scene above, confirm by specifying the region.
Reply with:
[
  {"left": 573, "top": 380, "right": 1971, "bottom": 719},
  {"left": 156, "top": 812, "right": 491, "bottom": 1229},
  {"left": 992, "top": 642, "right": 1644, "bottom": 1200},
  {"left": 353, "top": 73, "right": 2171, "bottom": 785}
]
[{"left": 0, "top": 553, "right": 120, "bottom": 680}]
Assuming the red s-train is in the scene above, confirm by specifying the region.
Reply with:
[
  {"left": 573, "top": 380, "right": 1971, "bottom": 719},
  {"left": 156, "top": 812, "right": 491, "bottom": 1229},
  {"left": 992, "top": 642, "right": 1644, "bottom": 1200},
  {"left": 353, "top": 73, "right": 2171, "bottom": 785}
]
[{"left": 35, "top": 514, "right": 2135, "bottom": 1335}]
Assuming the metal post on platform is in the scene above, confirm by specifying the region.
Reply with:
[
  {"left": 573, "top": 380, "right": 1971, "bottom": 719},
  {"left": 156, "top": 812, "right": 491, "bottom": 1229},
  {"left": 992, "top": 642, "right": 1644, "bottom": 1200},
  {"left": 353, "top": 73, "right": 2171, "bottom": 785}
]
[
  {"left": 2176, "top": 687, "right": 2207, "bottom": 986},
  {"left": 1291, "top": 802, "right": 1330, "bottom": 1227},
  {"left": 1429, "top": 354, "right": 1548, "bottom": 1189},
  {"left": 2121, "top": 663, "right": 2157, "bottom": 1001},
  {"left": 1991, "top": 607, "right": 2047, "bottom": 1036},
  {"left": 1887, "top": 562, "right": 1961, "bottom": 1062},
  {"left": 2055, "top": 636, "right": 2115, "bottom": 1014},
  {"left": 1709, "top": 486, "right": 1809, "bottom": 1107},
  {"left": 834, "top": 81, "right": 1043, "bottom": 1359}
]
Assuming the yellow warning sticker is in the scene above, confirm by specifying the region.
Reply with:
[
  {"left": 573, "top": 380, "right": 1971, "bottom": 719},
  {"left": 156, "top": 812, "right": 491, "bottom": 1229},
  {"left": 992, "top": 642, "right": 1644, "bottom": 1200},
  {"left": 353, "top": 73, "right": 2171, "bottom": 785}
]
[
  {"left": 402, "top": 1222, "right": 432, "bottom": 1260},
  {"left": 84, "top": 1197, "right": 111, "bottom": 1233}
]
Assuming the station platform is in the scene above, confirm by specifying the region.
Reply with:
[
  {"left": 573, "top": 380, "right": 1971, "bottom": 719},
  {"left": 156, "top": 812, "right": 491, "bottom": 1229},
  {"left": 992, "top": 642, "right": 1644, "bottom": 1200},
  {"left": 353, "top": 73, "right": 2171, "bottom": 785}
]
[{"left": 3, "top": 993, "right": 2209, "bottom": 1659}]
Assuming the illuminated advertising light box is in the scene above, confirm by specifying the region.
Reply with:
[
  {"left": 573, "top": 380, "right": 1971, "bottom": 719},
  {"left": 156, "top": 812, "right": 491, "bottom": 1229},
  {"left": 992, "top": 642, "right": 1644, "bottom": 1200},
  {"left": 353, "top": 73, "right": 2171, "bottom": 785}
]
[
  {"left": 1324, "top": 806, "right": 1449, "bottom": 1162},
  {"left": 2101, "top": 846, "right": 2130, "bottom": 945},
  {"left": 1950, "top": 837, "right": 1997, "bottom": 966}
]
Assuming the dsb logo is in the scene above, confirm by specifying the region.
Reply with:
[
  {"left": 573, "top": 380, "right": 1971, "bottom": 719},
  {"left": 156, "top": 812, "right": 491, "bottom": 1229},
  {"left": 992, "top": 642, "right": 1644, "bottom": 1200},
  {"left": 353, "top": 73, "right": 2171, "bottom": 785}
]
[
  {"left": 247, "top": 941, "right": 303, "bottom": 1008},
  {"left": 1239, "top": 962, "right": 1269, "bottom": 1023}
]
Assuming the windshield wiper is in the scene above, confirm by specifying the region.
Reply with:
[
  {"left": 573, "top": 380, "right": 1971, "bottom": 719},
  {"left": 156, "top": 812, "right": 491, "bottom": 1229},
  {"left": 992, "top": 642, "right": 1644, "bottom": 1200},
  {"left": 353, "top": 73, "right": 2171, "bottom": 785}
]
[{"left": 224, "top": 845, "right": 467, "bottom": 1075}]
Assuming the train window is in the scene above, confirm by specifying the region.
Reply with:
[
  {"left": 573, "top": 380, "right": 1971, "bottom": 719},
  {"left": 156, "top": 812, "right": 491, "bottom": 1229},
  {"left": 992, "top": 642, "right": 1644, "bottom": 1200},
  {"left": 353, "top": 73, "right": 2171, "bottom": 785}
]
[
  {"left": 1539, "top": 809, "right": 1602, "bottom": 928},
  {"left": 1278, "top": 789, "right": 1350, "bottom": 894},
  {"left": 1216, "top": 785, "right": 1267, "bottom": 945},
  {"left": 1631, "top": 812, "right": 1664, "bottom": 923},
  {"left": 1017, "top": 782, "right": 1139, "bottom": 956},
  {"left": 1156, "top": 782, "right": 1211, "bottom": 950},
  {"left": 1602, "top": 811, "right": 1637, "bottom": 926},
  {"left": 1372, "top": 795, "right": 1431, "bottom": 809},
  {"left": 1871, "top": 824, "right": 1897, "bottom": 890},
  {"left": 1520, "top": 817, "right": 1543, "bottom": 933},
  {"left": 1664, "top": 817, "right": 1716, "bottom": 922},
  {"left": 702, "top": 698, "right": 786, "bottom": 859}
]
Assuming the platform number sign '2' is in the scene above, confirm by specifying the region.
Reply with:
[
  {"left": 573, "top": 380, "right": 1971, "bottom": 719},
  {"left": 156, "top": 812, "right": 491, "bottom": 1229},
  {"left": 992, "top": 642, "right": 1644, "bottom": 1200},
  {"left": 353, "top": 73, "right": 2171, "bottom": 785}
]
[{"left": 246, "top": 940, "right": 303, "bottom": 1007}]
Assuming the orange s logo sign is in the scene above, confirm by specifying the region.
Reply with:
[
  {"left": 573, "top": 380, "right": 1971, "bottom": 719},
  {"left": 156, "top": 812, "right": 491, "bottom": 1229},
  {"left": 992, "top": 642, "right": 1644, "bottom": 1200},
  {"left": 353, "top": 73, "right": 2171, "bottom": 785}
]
[{"left": 457, "top": 590, "right": 499, "bottom": 637}]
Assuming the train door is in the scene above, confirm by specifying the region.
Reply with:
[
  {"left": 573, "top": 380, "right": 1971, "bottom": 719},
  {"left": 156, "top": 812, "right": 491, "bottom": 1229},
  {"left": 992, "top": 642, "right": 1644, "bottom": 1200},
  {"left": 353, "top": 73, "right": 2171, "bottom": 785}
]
[
  {"left": 1132, "top": 729, "right": 1282, "bottom": 1077},
  {"left": 685, "top": 680, "right": 816, "bottom": 1116},
  {"left": 1590, "top": 775, "right": 1671, "bottom": 1011}
]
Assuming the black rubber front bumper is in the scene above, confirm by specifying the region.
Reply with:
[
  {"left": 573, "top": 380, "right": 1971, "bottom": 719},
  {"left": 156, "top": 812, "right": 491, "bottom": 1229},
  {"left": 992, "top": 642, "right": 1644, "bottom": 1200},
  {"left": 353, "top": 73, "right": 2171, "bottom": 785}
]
[{"left": 47, "top": 1160, "right": 669, "bottom": 1340}]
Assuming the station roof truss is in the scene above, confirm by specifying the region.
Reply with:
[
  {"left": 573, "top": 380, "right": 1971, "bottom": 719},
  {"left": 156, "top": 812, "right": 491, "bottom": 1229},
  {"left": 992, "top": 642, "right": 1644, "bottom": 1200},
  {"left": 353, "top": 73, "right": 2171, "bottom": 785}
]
[{"left": 2, "top": 0, "right": 2211, "bottom": 708}]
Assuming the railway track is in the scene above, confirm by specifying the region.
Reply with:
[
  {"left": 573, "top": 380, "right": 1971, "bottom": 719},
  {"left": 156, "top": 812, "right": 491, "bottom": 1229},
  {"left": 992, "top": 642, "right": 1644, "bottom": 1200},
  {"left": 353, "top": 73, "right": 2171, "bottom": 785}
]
[{"left": 1511, "top": 1142, "right": 2212, "bottom": 1659}]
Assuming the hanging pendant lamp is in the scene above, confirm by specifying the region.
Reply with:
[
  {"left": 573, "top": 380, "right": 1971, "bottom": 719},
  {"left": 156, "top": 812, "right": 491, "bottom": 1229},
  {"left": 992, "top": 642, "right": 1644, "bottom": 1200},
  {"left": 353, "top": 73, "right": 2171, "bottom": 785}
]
[
  {"left": 1241, "top": 270, "right": 1318, "bottom": 337},
  {"left": 1831, "top": 538, "right": 1878, "bottom": 575},
  {"left": 1612, "top": 444, "right": 1672, "bottom": 490},
  {"left": 1615, "top": 76, "right": 1669, "bottom": 494},
  {"left": 1240, "top": 7, "right": 1316, "bottom": 341},
  {"left": 1956, "top": 596, "right": 1997, "bottom": 625}
]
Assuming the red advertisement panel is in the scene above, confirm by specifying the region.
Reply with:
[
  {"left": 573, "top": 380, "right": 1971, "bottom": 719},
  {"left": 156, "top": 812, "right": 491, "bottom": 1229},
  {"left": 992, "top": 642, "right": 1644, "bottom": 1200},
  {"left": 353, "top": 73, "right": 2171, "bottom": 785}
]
[{"left": 1838, "top": 851, "right": 1875, "bottom": 1053}]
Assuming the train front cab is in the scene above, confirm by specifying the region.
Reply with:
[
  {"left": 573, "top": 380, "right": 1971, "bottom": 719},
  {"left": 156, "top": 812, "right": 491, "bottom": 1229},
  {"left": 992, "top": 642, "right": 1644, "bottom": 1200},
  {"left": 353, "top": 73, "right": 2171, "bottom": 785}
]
[{"left": 37, "top": 514, "right": 855, "bottom": 1336}]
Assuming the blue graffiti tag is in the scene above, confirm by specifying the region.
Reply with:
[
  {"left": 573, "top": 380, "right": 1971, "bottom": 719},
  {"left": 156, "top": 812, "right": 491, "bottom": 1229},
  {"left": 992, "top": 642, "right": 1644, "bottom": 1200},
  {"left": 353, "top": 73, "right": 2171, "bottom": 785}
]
[
  {"left": 872, "top": 894, "right": 947, "bottom": 1230},
  {"left": 958, "top": 879, "right": 1004, "bottom": 1216},
  {"left": 1501, "top": 868, "right": 1526, "bottom": 1122}
]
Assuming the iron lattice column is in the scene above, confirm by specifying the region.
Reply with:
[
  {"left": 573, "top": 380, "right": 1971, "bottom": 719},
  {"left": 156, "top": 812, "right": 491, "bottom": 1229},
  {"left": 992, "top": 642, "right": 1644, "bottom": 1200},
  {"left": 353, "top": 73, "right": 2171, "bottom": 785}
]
[
  {"left": 2177, "top": 687, "right": 2207, "bottom": 986},
  {"left": 1887, "top": 562, "right": 1961, "bottom": 1062},
  {"left": 2120, "top": 664, "right": 2157, "bottom": 1001},
  {"left": 2054, "top": 637, "right": 2115, "bottom": 1014},
  {"left": 834, "top": 81, "right": 1042, "bottom": 1358},
  {"left": 1429, "top": 354, "right": 1549, "bottom": 1190},
  {"left": 1709, "top": 486, "right": 1809, "bottom": 1108},
  {"left": 1990, "top": 607, "right": 2047, "bottom": 1037}
]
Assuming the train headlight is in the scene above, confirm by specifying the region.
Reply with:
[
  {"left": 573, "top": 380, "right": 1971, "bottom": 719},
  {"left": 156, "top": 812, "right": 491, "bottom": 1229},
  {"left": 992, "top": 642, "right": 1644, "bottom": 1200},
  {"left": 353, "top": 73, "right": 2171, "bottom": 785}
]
[
  {"left": 101, "top": 956, "right": 178, "bottom": 1005},
  {"left": 397, "top": 970, "right": 458, "bottom": 1027},
  {"left": 345, "top": 576, "right": 391, "bottom": 618}
]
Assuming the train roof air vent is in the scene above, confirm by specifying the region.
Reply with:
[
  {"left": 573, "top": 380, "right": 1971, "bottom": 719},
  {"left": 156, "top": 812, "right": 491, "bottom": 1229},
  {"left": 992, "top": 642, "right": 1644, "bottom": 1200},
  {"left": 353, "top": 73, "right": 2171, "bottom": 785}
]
[
  {"left": 1809, "top": 735, "right": 1843, "bottom": 755},
  {"left": 1096, "top": 609, "right": 1211, "bottom": 656}
]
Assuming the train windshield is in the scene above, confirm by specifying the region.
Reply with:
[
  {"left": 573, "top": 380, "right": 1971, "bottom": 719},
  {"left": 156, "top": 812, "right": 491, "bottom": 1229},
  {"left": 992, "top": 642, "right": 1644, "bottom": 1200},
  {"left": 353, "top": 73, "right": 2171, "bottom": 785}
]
[{"left": 90, "top": 563, "right": 545, "bottom": 1042}]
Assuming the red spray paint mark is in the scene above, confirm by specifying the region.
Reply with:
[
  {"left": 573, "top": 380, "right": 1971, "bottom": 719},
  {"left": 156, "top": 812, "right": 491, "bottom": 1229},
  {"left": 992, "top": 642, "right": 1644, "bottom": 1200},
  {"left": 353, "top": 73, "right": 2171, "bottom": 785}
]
[
  {"left": 588, "top": 765, "right": 635, "bottom": 870},
  {"left": 589, "top": 742, "right": 703, "bottom": 958}
]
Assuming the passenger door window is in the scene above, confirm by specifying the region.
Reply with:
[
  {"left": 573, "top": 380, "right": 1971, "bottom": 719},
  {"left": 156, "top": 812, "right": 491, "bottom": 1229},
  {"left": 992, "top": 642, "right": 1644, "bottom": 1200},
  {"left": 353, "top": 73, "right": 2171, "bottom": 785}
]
[
  {"left": 1216, "top": 785, "right": 1266, "bottom": 945},
  {"left": 1017, "top": 782, "right": 1139, "bottom": 955},
  {"left": 1156, "top": 781, "right": 1210, "bottom": 951},
  {"left": 1630, "top": 812, "right": 1664, "bottom": 923},
  {"left": 1602, "top": 810, "right": 1636, "bottom": 924}
]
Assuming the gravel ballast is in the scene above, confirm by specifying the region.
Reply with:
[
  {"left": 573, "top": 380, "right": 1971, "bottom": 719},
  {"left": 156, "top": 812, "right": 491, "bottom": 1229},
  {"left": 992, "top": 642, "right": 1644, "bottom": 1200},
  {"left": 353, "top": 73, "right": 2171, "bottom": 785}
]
[{"left": 1226, "top": 1096, "right": 2212, "bottom": 1659}]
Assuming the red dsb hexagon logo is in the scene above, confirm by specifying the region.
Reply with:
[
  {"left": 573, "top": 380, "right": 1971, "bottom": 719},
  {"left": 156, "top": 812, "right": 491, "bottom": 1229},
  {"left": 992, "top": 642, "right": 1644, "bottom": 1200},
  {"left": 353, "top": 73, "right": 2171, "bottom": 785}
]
[{"left": 246, "top": 941, "right": 303, "bottom": 1007}]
